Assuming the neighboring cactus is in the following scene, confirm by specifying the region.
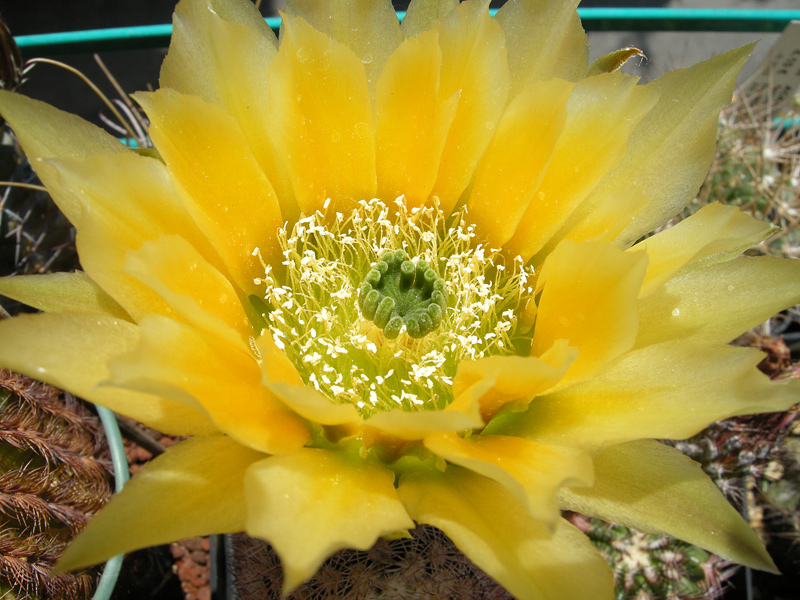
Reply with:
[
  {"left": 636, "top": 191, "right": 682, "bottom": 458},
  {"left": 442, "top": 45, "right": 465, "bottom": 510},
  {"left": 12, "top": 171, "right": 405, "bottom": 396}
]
[{"left": 0, "top": 368, "right": 113, "bottom": 600}]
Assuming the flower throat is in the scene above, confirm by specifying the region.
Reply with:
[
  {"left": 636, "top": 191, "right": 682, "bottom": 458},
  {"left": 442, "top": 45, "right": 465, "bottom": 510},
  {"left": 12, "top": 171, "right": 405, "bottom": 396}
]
[{"left": 254, "top": 198, "right": 535, "bottom": 418}]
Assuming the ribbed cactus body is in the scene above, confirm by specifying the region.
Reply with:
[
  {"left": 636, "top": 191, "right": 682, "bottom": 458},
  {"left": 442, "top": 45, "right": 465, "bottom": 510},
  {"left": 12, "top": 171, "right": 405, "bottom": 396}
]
[{"left": 0, "top": 368, "right": 112, "bottom": 600}]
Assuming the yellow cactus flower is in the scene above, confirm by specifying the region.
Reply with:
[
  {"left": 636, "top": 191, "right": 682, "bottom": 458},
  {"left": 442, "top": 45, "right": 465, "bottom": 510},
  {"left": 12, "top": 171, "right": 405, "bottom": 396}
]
[{"left": 1, "top": 0, "right": 799, "bottom": 598}]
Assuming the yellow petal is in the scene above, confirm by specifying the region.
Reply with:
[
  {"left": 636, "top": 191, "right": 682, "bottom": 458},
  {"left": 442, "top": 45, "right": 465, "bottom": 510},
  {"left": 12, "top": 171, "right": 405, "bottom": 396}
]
[
  {"left": 160, "top": 0, "right": 298, "bottom": 221},
  {"left": 505, "top": 72, "right": 657, "bottom": 262},
  {"left": 630, "top": 203, "right": 776, "bottom": 297},
  {"left": 424, "top": 433, "right": 593, "bottom": 526},
  {"left": 467, "top": 78, "right": 573, "bottom": 248},
  {"left": 374, "top": 30, "right": 459, "bottom": 208},
  {"left": 613, "top": 44, "right": 754, "bottom": 246},
  {"left": 0, "top": 312, "right": 214, "bottom": 435},
  {"left": 401, "top": 0, "right": 458, "bottom": 38},
  {"left": 124, "top": 235, "right": 252, "bottom": 348},
  {"left": 267, "top": 14, "right": 376, "bottom": 214},
  {"left": 57, "top": 435, "right": 263, "bottom": 571},
  {"left": 284, "top": 0, "right": 403, "bottom": 95},
  {"left": 45, "top": 152, "right": 215, "bottom": 321},
  {"left": 505, "top": 341, "right": 800, "bottom": 449},
  {"left": 0, "top": 272, "right": 129, "bottom": 319},
  {"left": 636, "top": 255, "right": 800, "bottom": 348},
  {"left": 398, "top": 466, "right": 615, "bottom": 600},
  {"left": 0, "top": 90, "right": 129, "bottom": 224},
  {"left": 364, "top": 375, "right": 488, "bottom": 439},
  {"left": 496, "top": 0, "right": 588, "bottom": 93},
  {"left": 427, "top": 0, "right": 511, "bottom": 214},
  {"left": 134, "top": 88, "right": 283, "bottom": 291},
  {"left": 532, "top": 240, "right": 647, "bottom": 387},
  {"left": 244, "top": 448, "right": 414, "bottom": 595},
  {"left": 587, "top": 47, "right": 646, "bottom": 76},
  {"left": 109, "top": 315, "right": 311, "bottom": 454},
  {"left": 453, "top": 339, "right": 577, "bottom": 422},
  {"left": 558, "top": 440, "right": 778, "bottom": 572}
]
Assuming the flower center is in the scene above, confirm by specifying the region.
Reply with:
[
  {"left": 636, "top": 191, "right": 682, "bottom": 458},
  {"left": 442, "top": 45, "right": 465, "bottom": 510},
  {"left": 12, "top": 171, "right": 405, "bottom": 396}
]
[
  {"left": 253, "top": 197, "right": 535, "bottom": 418},
  {"left": 359, "top": 250, "right": 447, "bottom": 340}
]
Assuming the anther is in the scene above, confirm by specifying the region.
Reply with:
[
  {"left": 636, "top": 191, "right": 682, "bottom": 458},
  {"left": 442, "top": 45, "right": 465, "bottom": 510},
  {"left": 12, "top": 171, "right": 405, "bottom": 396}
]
[{"left": 358, "top": 251, "right": 448, "bottom": 339}]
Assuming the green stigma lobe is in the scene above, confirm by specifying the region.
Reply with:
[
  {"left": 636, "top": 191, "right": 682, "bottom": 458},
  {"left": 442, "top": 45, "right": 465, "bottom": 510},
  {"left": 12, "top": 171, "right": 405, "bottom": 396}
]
[{"left": 359, "top": 250, "right": 447, "bottom": 339}]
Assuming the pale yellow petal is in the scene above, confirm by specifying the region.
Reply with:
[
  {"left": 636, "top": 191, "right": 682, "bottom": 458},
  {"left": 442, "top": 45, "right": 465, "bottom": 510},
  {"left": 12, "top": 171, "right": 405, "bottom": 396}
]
[
  {"left": 505, "top": 72, "right": 657, "bottom": 262},
  {"left": 267, "top": 14, "right": 376, "bottom": 214},
  {"left": 613, "top": 45, "right": 754, "bottom": 246},
  {"left": 134, "top": 89, "right": 283, "bottom": 290},
  {"left": 532, "top": 240, "right": 647, "bottom": 388},
  {"left": 0, "top": 272, "right": 129, "bottom": 319},
  {"left": 364, "top": 375, "right": 488, "bottom": 439},
  {"left": 504, "top": 341, "right": 800, "bottom": 449},
  {"left": 374, "top": 30, "right": 459, "bottom": 208},
  {"left": 245, "top": 448, "right": 414, "bottom": 595},
  {"left": 160, "top": 0, "right": 297, "bottom": 221},
  {"left": 402, "top": 0, "right": 457, "bottom": 37},
  {"left": 109, "top": 315, "right": 311, "bottom": 454},
  {"left": 124, "top": 235, "right": 252, "bottom": 348},
  {"left": 630, "top": 203, "right": 776, "bottom": 297},
  {"left": 45, "top": 152, "right": 215, "bottom": 321},
  {"left": 427, "top": 0, "right": 511, "bottom": 214},
  {"left": 398, "top": 466, "right": 615, "bottom": 600},
  {"left": 453, "top": 339, "right": 577, "bottom": 422},
  {"left": 558, "top": 440, "right": 778, "bottom": 572},
  {"left": 58, "top": 435, "right": 263, "bottom": 571},
  {"left": 0, "top": 90, "right": 129, "bottom": 224},
  {"left": 636, "top": 255, "right": 800, "bottom": 348},
  {"left": 0, "top": 312, "right": 214, "bottom": 435},
  {"left": 424, "top": 433, "right": 593, "bottom": 526},
  {"left": 467, "top": 78, "right": 573, "bottom": 248},
  {"left": 284, "top": 0, "right": 403, "bottom": 95},
  {"left": 496, "top": 0, "right": 588, "bottom": 94}
]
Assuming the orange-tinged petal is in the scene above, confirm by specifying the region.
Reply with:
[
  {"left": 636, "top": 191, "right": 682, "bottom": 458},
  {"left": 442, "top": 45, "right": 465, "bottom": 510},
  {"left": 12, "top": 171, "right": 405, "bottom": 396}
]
[
  {"left": 636, "top": 255, "right": 800, "bottom": 348},
  {"left": 398, "top": 466, "right": 615, "bottom": 600},
  {"left": 284, "top": 0, "right": 403, "bottom": 95},
  {"left": 375, "top": 30, "right": 459, "bottom": 208},
  {"left": 244, "top": 448, "right": 414, "bottom": 595},
  {"left": 424, "top": 433, "right": 593, "bottom": 526},
  {"left": 0, "top": 272, "right": 129, "bottom": 319},
  {"left": 613, "top": 45, "right": 754, "bottom": 247},
  {"left": 467, "top": 78, "right": 573, "bottom": 248},
  {"left": 135, "top": 89, "right": 283, "bottom": 291},
  {"left": 505, "top": 72, "right": 657, "bottom": 262},
  {"left": 267, "top": 14, "right": 376, "bottom": 214},
  {"left": 124, "top": 235, "right": 252, "bottom": 348},
  {"left": 453, "top": 339, "right": 577, "bottom": 422},
  {"left": 558, "top": 440, "right": 778, "bottom": 572},
  {"left": 109, "top": 315, "right": 311, "bottom": 454},
  {"left": 505, "top": 341, "right": 800, "bottom": 449},
  {"left": 496, "top": 0, "right": 588, "bottom": 93},
  {"left": 427, "top": 0, "right": 510, "bottom": 214},
  {"left": 45, "top": 152, "right": 216, "bottom": 321},
  {"left": 0, "top": 313, "right": 214, "bottom": 435},
  {"left": 630, "top": 203, "right": 776, "bottom": 297},
  {"left": 532, "top": 240, "right": 647, "bottom": 388},
  {"left": 401, "top": 0, "right": 458, "bottom": 37},
  {"left": 160, "top": 0, "right": 298, "bottom": 222},
  {"left": 0, "top": 90, "right": 129, "bottom": 224},
  {"left": 57, "top": 435, "right": 264, "bottom": 571}
]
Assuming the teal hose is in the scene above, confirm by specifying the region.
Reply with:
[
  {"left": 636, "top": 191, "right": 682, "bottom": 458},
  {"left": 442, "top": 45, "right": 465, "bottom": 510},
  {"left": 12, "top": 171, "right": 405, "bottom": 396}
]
[
  {"left": 13, "top": 9, "right": 800, "bottom": 56},
  {"left": 92, "top": 406, "right": 129, "bottom": 600}
]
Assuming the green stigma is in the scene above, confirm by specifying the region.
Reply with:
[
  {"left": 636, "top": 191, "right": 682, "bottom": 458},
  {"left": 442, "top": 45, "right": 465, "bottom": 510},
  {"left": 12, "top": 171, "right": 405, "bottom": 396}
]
[{"left": 359, "top": 249, "right": 447, "bottom": 339}]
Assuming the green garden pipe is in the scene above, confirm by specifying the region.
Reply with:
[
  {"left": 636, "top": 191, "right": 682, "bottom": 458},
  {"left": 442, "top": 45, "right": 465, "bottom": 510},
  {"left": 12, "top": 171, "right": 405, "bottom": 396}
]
[
  {"left": 13, "top": 9, "right": 800, "bottom": 56},
  {"left": 92, "top": 406, "right": 130, "bottom": 600}
]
